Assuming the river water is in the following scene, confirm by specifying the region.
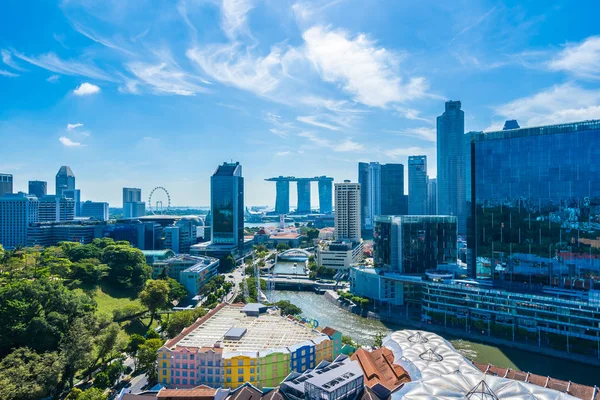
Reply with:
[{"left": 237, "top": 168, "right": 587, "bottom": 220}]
[{"left": 270, "top": 290, "right": 600, "bottom": 386}]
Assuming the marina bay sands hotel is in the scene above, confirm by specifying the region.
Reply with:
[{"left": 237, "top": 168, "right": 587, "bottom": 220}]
[{"left": 265, "top": 176, "right": 334, "bottom": 214}]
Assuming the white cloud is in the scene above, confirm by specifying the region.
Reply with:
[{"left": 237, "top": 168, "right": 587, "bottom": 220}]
[
  {"left": 47, "top": 74, "right": 60, "bottom": 83},
  {"left": 549, "top": 35, "right": 600, "bottom": 80},
  {"left": 270, "top": 129, "right": 289, "bottom": 138},
  {"left": 492, "top": 83, "right": 600, "bottom": 127},
  {"left": 186, "top": 43, "right": 282, "bottom": 96},
  {"left": 221, "top": 0, "right": 255, "bottom": 40},
  {"left": 302, "top": 26, "right": 429, "bottom": 107},
  {"left": 448, "top": 5, "right": 497, "bottom": 45},
  {"left": 297, "top": 115, "right": 341, "bottom": 131},
  {"left": 298, "top": 131, "right": 363, "bottom": 152},
  {"left": 384, "top": 146, "right": 430, "bottom": 158},
  {"left": 1, "top": 50, "right": 25, "bottom": 71},
  {"left": 128, "top": 61, "right": 208, "bottom": 96},
  {"left": 59, "top": 137, "right": 83, "bottom": 147},
  {"left": 0, "top": 69, "right": 19, "bottom": 78},
  {"left": 385, "top": 127, "right": 436, "bottom": 142},
  {"left": 275, "top": 151, "right": 291, "bottom": 156},
  {"left": 73, "top": 82, "right": 101, "bottom": 96},
  {"left": 67, "top": 123, "right": 83, "bottom": 130},
  {"left": 13, "top": 51, "right": 115, "bottom": 81}
]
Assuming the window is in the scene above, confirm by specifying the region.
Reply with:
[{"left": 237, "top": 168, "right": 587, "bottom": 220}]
[
  {"left": 163, "top": 353, "right": 167, "bottom": 359},
  {"left": 163, "top": 369, "right": 167, "bottom": 375},
  {"left": 176, "top": 371, "right": 180, "bottom": 377},
  {"left": 200, "top": 368, "right": 205, "bottom": 374},
  {"left": 208, "top": 360, "right": 213, "bottom": 366},
  {"left": 190, "top": 379, "right": 195, "bottom": 385},
  {"left": 200, "top": 360, "right": 206, "bottom": 366},
  {"left": 250, "top": 360, "right": 255, "bottom": 366},
  {"left": 183, "top": 379, "right": 187, "bottom": 385},
  {"left": 238, "top": 360, "right": 243, "bottom": 366},
  {"left": 238, "top": 368, "right": 244, "bottom": 374},
  {"left": 190, "top": 372, "right": 195, "bottom": 377},
  {"left": 183, "top": 371, "right": 188, "bottom": 377},
  {"left": 227, "top": 369, "right": 231, "bottom": 374},
  {"left": 302, "top": 350, "right": 306, "bottom": 356},
  {"left": 190, "top": 355, "right": 195, "bottom": 360},
  {"left": 183, "top": 364, "right": 188, "bottom": 369},
  {"left": 162, "top": 378, "right": 167, "bottom": 383},
  {"left": 226, "top": 361, "right": 232, "bottom": 366},
  {"left": 176, "top": 379, "right": 180, "bottom": 384},
  {"left": 176, "top": 354, "right": 181, "bottom": 359},
  {"left": 162, "top": 362, "right": 167, "bottom": 368},
  {"left": 250, "top": 376, "right": 254, "bottom": 382},
  {"left": 208, "top": 376, "right": 213, "bottom": 382},
  {"left": 238, "top": 376, "right": 244, "bottom": 382},
  {"left": 208, "top": 368, "right": 213, "bottom": 375},
  {"left": 227, "top": 377, "right": 232, "bottom": 383},
  {"left": 250, "top": 368, "right": 254, "bottom": 374},
  {"left": 183, "top": 354, "right": 188, "bottom": 360}
]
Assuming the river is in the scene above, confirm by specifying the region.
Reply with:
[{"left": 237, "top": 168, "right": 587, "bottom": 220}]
[{"left": 270, "top": 290, "right": 600, "bottom": 386}]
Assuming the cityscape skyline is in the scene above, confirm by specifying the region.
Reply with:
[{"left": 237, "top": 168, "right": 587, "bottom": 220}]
[{"left": 2, "top": 1, "right": 600, "bottom": 205}]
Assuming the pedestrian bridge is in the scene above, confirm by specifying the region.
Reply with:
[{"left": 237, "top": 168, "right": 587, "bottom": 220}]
[{"left": 278, "top": 248, "right": 311, "bottom": 261}]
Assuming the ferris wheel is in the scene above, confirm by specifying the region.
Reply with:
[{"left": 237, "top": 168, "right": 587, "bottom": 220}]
[{"left": 148, "top": 186, "right": 171, "bottom": 215}]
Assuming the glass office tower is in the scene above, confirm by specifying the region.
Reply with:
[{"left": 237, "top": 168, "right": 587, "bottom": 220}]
[
  {"left": 211, "top": 162, "right": 244, "bottom": 253},
  {"left": 55, "top": 166, "right": 75, "bottom": 196},
  {"left": 469, "top": 120, "right": 600, "bottom": 279},
  {"left": 381, "top": 163, "right": 406, "bottom": 216},
  {"left": 373, "top": 215, "right": 457, "bottom": 274}
]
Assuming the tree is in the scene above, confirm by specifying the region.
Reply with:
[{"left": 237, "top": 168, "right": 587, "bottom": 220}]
[
  {"left": 0, "top": 278, "right": 96, "bottom": 355},
  {"left": 126, "top": 334, "right": 146, "bottom": 370},
  {"left": 165, "top": 278, "right": 188, "bottom": 303},
  {"left": 274, "top": 300, "right": 302, "bottom": 316},
  {"left": 68, "top": 387, "right": 108, "bottom": 400},
  {"left": 101, "top": 244, "right": 150, "bottom": 289},
  {"left": 89, "top": 323, "right": 122, "bottom": 371},
  {"left": 105, "top": 359, "right": 125, "bottom": 385},
  {"left": 276, "top": 243, "right": 290, "bottom": 252},
  {"left": 93, "top": 372, "right": 110, "bottom": 390},
  {"left": 70, "top": 258, "right": 109, "bottom": 284},
  {"left": 218, "top": 254, "right": 236, "bottom": 273},
  {"left": 373, "top": 331, "right": 384, "bottom": 348},
  {"left": 0, "top": 347, "right": 62, "bottom": 400},
  {"left": 139, "top": 280, "right": 170, "bottom": 328},
  {"left": 165, "top": 308, "right": 207, "bottom": 338},
  {"left": 146, "top": 329, "right": 161, "bottom": 339},
  {"left": 137, "top": 338, "right": 163, "bottom": 383},
  {"left": 60, "top": 317, "right": 95, "bottom": 390},
  {"left": 68, "top": 244, "right": 102, "bottom": 262}
]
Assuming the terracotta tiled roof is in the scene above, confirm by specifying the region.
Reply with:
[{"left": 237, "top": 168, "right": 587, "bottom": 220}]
[
  {"left": 321, "top": 327, "right": 339, "bottom": 337},
  {"left": 351, "top": 347, "right": 410, "bottom": 392},
  {"left": 158, "top": 386, "right": 217, "bottom": 399},
  {"left": 475, "top": 363, "right": 600, "bottom": 400}
]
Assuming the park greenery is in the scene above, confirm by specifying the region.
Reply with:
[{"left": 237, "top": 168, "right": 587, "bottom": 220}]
[
  {"left": 0, "top": 238, "right": 180, "bottom": 399},
  {"left": 337, "top": 290, "right": 371, "bottom": 308}
]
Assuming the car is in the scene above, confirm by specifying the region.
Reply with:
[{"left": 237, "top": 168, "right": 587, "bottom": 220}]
[{"left": 228, "top": 275, "right": 234, "bottom": 278}]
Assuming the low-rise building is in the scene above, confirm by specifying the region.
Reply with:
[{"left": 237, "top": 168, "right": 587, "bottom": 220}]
[
  {"left": 153, "top": 255, "right": 219, "bottom": 297},
  {"left": 316, "top": 241, "right": 363, "bottom": 270},
  {"left": 269, "top": 232, "right": 303, "bottom": 248},
  {"left": 158, "top": 303, "right": 342, "bottom": 390}
]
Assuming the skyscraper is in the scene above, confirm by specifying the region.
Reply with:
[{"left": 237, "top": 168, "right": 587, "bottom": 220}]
[
  {"left": 81, "top": 201, "right": 109, "bottom": 221},
  {"left": 334, "top": 181, "right": 361, "bottom": 243},
  {"left": 0, "top": 193, "right": 39, "bottom": 248},
  {"left": 211, "top": 161, "right": 244, "bottom": 253},
  {"left": 469, "top": 119, "right": 600, "bottom": 278},
  {"left": 28, "top": 180, "right": 47, "bottom": 198},
  {"left": 437, "top": 100, "right": 466, "bottom": 234},
  {"left": 63, "top": 189, "right": 81, "bottom": 217},
  {"left": 427, "top": 178, "right": 437, "bottom": 215},
  {"left": 381, "top": 163, "right": 406, "bottom": 216},
  {"left": 123, "top": 188, "right": 146, "bottom": 218},
  {"left": 55, "top": 166, "right": 75, "bottom": 196},
  {"left": 0, "top": 174, "right": 13, "bottom": 197},
  {"left": 358, "top": 162, "right": 381, "bottom": 232},
  {"left": 39, "top": 195, "right": 75, "bottom": 222},
  {"left": 408, "top": 156, "right": 428, "bottom": 215}
]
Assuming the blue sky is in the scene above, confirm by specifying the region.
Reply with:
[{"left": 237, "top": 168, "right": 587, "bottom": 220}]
[{"left": 1, "top": 0, "right": 599, "bottom": 207}]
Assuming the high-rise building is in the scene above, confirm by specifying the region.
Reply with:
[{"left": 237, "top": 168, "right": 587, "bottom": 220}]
[
  {"left": 39, "top": 195, "right": 75, "bottom": 222},
  {"left": 334, "top": 181, "right": 361, "bottom": 243},
  {"left": 0, "top": 193, "right": 39, "bottom": 248},
  {"left": 408, "top": 156, "right": 428, "bottom": 215},
  {"left": 358, "top": 162, "right": 381, "bottom": 232},
  {"left": 55, "top": 166, "right": 75, "bottom": 196},
  {"left": 469, "top": 119, "right": 600, "bottom": 278},
  {"left": 211, "top": 161, "right": 244, "bottom": 253},
  {"left": 437, "top": 101, "right": 467, "bottom": 234},
  {"left": 296, "top": 178, "right": 311, "bottom": 213},
  {"left": 427, "top": 178, "right": 437, "bottom": 215},
  {"left": 0, "top": 174, "right": 13, "bottom": 197},
  {"left": 28, "top": 180, "right": 47, "bottom": 198},
  {"left": 63, "top": 189, "right": 81, "bottom": 217},
  {"left": 381, "top": 163, "right": 406, "bottom": 216},
  {"left": 317, "top": 178, "right": 333, "bottom": 214},
  {"left": 81, "top": 201, "right": 109, "bottom": 221},
  {"left": 373, "top": 215, "right": 457, "bottom": 274},
  {"left": 274, "top": 179, "right": 290, "bottom": 214},
  {"left": 123, "top": 188, "right": 145, "bottom": 218}
]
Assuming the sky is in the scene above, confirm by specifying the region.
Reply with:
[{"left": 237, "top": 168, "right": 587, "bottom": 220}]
[{"left": 1, "top": 0, "right": 600, "bottom": 208}]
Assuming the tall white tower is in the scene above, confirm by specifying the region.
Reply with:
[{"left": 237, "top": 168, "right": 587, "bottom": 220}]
[{"left": 334, "top": 181, "right": 361, "bottom": 243}]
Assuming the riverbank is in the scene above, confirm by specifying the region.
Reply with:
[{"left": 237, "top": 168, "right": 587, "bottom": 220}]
[
  {"left": 323, "top": 289, "right": 600, "bottom": 369},
  {"left": 270, "top": 290, "right": 600, "bottom": 386}
]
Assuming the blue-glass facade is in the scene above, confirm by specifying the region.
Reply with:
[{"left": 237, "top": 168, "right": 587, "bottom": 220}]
[
  {"left": 381, "top": 163, "right": 406, "bottom": 216},
  {"left": 374, "top": 215, "right": 457, "bottom": 274},
  {"left": 469, "top": 120, "right": 600, "bottom": 278},
  {"left": 211, "top": 162, "right": 244, "bottom": 253}
]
